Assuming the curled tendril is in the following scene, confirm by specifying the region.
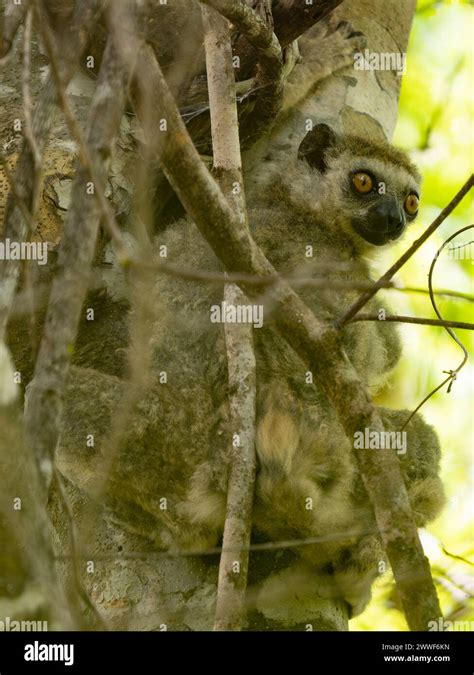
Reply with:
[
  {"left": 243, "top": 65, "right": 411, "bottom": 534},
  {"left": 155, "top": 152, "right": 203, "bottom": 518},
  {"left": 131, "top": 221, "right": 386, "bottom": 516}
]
[{"left": 402, "top": 224, "right": 473, "bottom": 430}]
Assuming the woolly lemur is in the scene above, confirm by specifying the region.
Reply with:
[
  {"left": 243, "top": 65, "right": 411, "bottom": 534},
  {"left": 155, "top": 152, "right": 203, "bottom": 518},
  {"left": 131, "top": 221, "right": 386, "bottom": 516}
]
[{"left": 39, "top": 125, "right": 446, "bottom": 618}]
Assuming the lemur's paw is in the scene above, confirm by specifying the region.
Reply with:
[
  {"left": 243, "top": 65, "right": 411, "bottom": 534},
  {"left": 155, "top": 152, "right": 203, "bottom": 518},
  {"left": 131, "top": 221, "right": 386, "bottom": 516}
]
[
  {"left": 322, "top": 16, "right": 368, "bottom": 70},
  {"left": 283, "top": 17, "right": 367, "bottom": 111},
  {"left": 408, "top": 476, "right": 446, "bottom": 527},
  {"left": 310, "top": 563, "right": 375, "bottom": 618},
  {"left": 335, "top": 566, "right": 377, "bottom": 618},
  {"left": 333, "top": 536, "right": 384, "bottom": 617}
]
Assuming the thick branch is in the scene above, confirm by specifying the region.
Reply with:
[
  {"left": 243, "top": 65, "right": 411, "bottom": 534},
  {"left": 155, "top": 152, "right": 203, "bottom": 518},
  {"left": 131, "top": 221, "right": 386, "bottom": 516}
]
[
  {"left": 202, "top": 5, "right": 257, "bottom": 632},
  {"left": 133, "top": 45, "right": 442, "bottom": 630},
  {"left": 201, "top": 0, "right": 282, "bottom": 79},
  {"left": 200, "top": 0, "right": 284, "bottom": 145},
  {"left": 0, "top": 0, "right": 28, "bottom": 59},
  {"left": 24, "top": 3, "right": 138, "bottom": 493}
]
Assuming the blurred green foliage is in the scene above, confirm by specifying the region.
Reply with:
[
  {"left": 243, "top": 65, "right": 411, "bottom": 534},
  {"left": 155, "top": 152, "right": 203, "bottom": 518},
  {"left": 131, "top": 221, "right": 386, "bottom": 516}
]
[{"left": 352, "top": 0, "right": 474, "bottom": 631}]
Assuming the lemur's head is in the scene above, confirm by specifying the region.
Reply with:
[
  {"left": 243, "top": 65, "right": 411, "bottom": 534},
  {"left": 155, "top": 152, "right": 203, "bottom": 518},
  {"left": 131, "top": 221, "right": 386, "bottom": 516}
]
[{"left": 297, "top": 124, "right": 421, "bottom": 249}]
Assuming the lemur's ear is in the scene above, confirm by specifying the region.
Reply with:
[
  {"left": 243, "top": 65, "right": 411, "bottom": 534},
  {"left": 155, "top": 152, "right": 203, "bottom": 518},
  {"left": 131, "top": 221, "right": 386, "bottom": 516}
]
[{"left": 297, "top": 123, "right": 337, "bottom": 173}]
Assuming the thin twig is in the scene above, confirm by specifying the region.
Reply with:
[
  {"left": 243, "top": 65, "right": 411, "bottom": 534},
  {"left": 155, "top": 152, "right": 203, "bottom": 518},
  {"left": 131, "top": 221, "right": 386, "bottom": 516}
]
[
  {"left": 419, "top": 58, "right": 464, "bottom": 151},
  {"left": 22, "top": 8, "right": 41, "bottom": 172},
  {"left": 398, "top": 286, "right": 474, "bottom": 303},
  {"left": 134, "top": 257, "right": 394, "bottom": 289},
  {"left": 428, "top": 225, "right": 472, "bottom": 380},
  {"left": 52, "top": 468, "right": 107, "bottom": 630},
  {"left": 349, "top": 314, "right": 474, "bottom": 331},
  {"left": 401, "top": 225, "right": 473, "bottom": 430},
  {"left": 55, "top": 525, "right": 384, "bottom": 559},
  {"left": 20, "top": 6, "right": 43, "bottom": 363},
  {"left": 440, "top": 546, "right": 474, "bottom": 568}
]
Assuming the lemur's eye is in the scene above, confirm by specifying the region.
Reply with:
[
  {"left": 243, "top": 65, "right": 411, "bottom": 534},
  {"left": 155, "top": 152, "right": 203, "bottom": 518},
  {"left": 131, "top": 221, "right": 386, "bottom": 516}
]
[
  {"left": 352, "top": 172, "right": 374, "bottom": 194},
  {"left": 404, "top": 193, "right": 419, "bottom": 216}
]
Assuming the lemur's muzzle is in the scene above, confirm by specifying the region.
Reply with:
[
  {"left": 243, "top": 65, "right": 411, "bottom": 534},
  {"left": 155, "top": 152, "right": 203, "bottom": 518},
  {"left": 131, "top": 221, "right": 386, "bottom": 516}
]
[{"left": 352, "top": 195, "right": 405, "bottom": 246}]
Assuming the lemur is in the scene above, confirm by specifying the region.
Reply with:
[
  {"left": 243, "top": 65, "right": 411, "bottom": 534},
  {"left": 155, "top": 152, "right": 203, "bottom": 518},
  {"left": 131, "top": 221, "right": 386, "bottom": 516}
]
[{"left": 52, "top": 123, "right": 445, "bottom": 618}]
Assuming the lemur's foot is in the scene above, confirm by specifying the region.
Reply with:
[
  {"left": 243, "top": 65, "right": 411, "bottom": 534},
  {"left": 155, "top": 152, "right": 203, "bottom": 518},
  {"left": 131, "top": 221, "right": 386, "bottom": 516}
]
[
  {"left": 283, "top": 17, "right": 367, "bottom": 111},
  {"left": 324, "top": 16, "right": 368, "bottom": 72}
]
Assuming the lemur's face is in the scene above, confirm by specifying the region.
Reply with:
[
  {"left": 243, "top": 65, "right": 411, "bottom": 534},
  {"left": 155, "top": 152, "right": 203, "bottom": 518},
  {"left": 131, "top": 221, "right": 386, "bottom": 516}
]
[
  {"left": 344, "top": 160, "right": 420, "bottom": 246},
  {"left": 297, "top": 124, "right": 422, "bottom": 249}
]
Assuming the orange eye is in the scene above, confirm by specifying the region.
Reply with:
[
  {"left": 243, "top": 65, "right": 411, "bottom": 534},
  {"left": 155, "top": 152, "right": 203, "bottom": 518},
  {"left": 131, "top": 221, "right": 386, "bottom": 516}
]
[
  {"left": 352, "top": 172, "right": 373, "bottom": 194},
  {"left": 404, "top": 193, "right": 419, "bottom": 216}
]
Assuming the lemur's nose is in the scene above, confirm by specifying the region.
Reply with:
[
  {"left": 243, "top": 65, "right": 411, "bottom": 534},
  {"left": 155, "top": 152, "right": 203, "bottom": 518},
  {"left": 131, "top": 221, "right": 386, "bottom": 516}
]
[{"left": 371, "top": 196, "right": 404, "bottom": 234}]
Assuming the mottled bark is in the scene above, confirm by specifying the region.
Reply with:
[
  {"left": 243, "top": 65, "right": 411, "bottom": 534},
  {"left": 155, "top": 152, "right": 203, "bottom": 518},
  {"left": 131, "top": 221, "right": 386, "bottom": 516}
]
[
  {"left": 0, "top": 402, "right": 77, "bottom": 629},
  {"left": 0, "top": 0, "right": 105, "bottom": 342}
]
